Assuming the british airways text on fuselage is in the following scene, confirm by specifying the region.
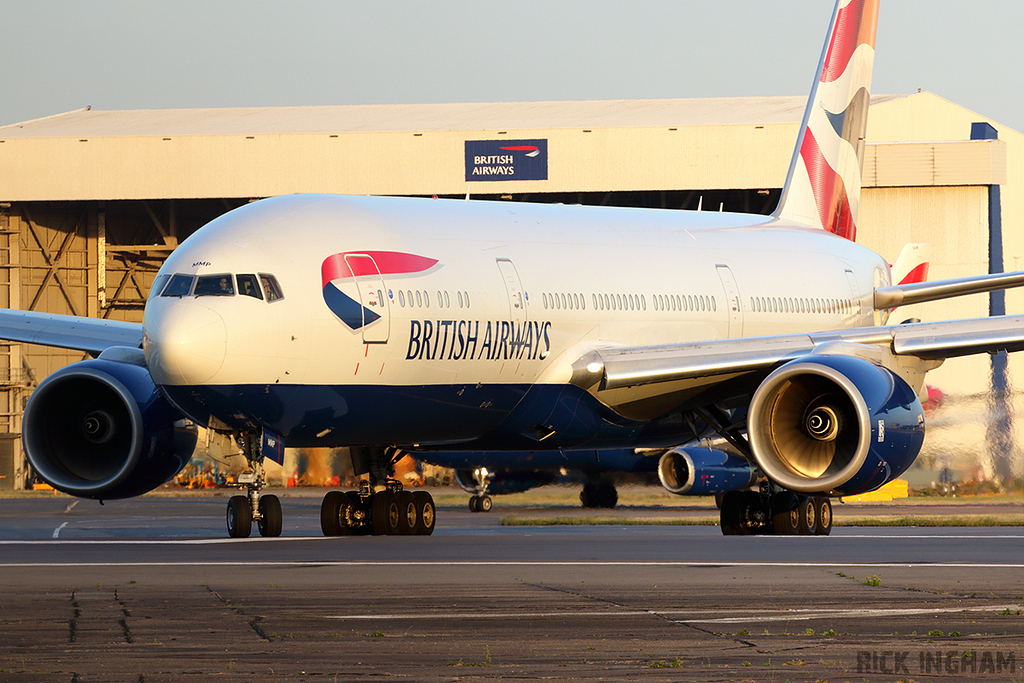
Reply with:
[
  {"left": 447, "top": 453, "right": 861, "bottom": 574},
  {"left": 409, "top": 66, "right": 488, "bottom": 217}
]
[{"left": 405, "top": 319, "right": 552, "bottom": 361}]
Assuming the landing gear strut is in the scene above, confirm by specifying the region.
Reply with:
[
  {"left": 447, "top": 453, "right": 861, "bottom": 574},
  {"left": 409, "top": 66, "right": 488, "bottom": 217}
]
[
  {"left": 719, "top": 487, "right": 832, "bottom": 535},
  {"left": 226, "top": 432, "right": 282, "bottom": 538},
  {"left": 320, "top": 446, "right": 436, "bottom": 536}
]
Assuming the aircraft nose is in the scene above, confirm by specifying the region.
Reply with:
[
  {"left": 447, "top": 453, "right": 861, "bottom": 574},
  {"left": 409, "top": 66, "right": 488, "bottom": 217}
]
[{"left": 144, "top": 302, "right": 227, "bottom": 385}]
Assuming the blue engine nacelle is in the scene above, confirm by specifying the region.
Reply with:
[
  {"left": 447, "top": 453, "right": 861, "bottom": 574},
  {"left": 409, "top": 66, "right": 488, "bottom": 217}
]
[
  {"left": 657, "top": 446, "right": 756, "bottom": 495},
  {"left": 22, "top": 354, "right": 197, "bottom": 500},
  {"left": 748, "top": 355, "right": 924, "bottom": 496}
]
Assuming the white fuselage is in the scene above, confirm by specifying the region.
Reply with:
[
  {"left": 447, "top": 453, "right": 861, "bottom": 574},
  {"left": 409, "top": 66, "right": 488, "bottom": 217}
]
[{"left": 142, "top": 193, "right": 889, "bottom": 449}]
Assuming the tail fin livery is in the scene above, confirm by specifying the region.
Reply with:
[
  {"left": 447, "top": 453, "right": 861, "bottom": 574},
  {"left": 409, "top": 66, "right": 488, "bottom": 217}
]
[
  {"left": 775, "top": 0, "right": 879, "bottom": 241},
  {"left": 890, "top": 243, "right": 931, "bottom": 287}
]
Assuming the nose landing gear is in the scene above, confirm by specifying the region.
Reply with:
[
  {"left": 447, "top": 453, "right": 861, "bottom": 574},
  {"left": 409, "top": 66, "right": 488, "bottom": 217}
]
[{"left": 226, "top": 432, "right": 282, "bottom": 538}]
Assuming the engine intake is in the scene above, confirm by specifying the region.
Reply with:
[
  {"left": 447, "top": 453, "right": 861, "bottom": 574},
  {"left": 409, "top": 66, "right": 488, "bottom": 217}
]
[
  {"left": 657, "top": 447, "right": 755, "bottom": 495},
  {"left": 748, "top": 355, "right": 924, "bottom": 496},
  {"left": 23, "top": 357, "right": 196, "bottom": 499}
]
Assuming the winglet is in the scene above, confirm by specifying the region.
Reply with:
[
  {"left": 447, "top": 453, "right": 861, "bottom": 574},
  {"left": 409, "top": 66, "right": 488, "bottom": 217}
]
[{"left": 774, "top": 0, "right": 879, "bottom": 242}]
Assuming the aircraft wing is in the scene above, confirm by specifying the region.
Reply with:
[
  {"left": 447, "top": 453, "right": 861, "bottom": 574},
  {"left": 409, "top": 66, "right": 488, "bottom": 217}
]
[
  {"left": 0, "top": 309, "right": 144, "bottom": 356},
  {"left": 572, "top": 315, "right": 1024, "bottom": 391}
]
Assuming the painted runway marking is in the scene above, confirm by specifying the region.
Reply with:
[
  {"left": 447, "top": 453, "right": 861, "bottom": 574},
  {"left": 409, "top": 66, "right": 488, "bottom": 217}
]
[
  {"left": 51, "top": 522, "right": 68, "bottom": 539},
  {"left": 322, "top": 604, "right": 1021, "bottom": 623},
  {"left": 1, "top": 561, "right": 1023, "bottom": 568}
]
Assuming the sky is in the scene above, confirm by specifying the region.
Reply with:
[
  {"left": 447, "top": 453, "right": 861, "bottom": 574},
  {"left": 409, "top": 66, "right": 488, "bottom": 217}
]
[{"left": 3, "top": 1, "right": 1022, "bottom": 135}]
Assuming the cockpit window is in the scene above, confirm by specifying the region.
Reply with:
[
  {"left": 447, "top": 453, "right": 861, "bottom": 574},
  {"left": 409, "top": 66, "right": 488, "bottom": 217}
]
[
  {"left": 161, "top": 274, "right": 195, "bottom": 297},
  {"left": 149, "top": 274, "right": 170, "bottom": 301},
  {"left": 259, "top": 273, "right": 284, "bottom": 302},
  {"left": 194, "top": 274, "right": 235, "bottom": 297},
  {"left": 236, "top": 274, "right": 263, "bottom": 300}
]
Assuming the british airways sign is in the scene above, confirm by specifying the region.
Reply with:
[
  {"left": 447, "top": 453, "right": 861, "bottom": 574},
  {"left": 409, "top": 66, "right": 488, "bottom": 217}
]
[{"left": 465, "top": 139, "right": 548, "bottom": 181}]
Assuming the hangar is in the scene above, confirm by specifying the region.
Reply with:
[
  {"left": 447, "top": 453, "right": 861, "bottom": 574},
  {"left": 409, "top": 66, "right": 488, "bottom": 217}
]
[{"left": 0, "top": 91, "right": 1020, "bottom": 489}]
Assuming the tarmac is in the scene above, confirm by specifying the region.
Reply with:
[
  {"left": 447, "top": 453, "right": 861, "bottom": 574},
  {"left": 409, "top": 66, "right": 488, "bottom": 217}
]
[{"left": 0, "top": 487, "right": 1021, "bottom": 682}]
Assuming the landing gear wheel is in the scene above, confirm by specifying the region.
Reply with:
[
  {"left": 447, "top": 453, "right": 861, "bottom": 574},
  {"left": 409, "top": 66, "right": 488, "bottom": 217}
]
[
  {"left": 227, "top": 495, "right": 252, "bottom": 538},
  {"left": 596, "top": 481, "right": 618, "bottom": 508},
  {"left": 258, "top": 494, "right": 283, "bottom": 537},
  {"left": 771, "top": 492, "right": 800, "bottom": 535},
  {"left": 346, "top": 491, "right": 370, "bottom": 535},
  {"left": 478, "top": 495, "right": 492, "bottom": 512},
  {"left": 580, "top": 483, "right": 596, "bottom": 508},
  {"left": 719, "top": 491, "right": 749, "bottom": 535},
  {"left": 468, "top": 495, "right": 479, "bottom": 512},
  {"left": 397, "top": 490, "right": 418, "bottom": 535},
  {"left": 797, "top": 495, "right": 818, "bottom": 535},
  {"left": 371, "top": 491, "right": 401, "bottom": 535},
  {"left": 814, "top": 497, "right": 833, "bottom": 536},
  {"left": 414, "top": 491, "right": 435, "bottom": 535},
  {"left": 321, "top": 491, "right": 343, "bottom": 536}
]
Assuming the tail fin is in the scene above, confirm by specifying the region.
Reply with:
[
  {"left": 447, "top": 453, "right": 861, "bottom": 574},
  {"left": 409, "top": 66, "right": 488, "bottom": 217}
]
[
  {"left": 890, "top": 243, "right": 931, "bottom": 286},
  {"left": 774, "top": 0, "right": 879, "bottom": 241}
]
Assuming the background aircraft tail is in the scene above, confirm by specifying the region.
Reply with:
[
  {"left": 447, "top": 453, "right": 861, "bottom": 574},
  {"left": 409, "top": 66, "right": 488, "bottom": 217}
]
[{"left": 774, "top": 0, "right": 879, "bottom": 241}]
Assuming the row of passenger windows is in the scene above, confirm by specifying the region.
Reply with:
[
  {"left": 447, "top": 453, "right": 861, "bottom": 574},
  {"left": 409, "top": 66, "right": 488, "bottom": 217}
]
[
  {"left": 154, "top": 273, "right": 284, "bottom": 302},
  {"left": 395, "top": 290, "right": 472, "bottom": 309},
  {"left": 541, "top": 291, "right": 718, "bottom": 313},
  {"left": 750, "top": 296, "right": 854, "bottom": 315}
]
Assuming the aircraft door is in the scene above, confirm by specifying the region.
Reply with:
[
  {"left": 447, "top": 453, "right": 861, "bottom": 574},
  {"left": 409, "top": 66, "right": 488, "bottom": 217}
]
[
  {"left": 344, "top": 254, "right": 390, "bottom": 343},
  {"left": 715, "top": 265, "right": 743, "bottom": 338},
  {"left": 844, "top": 269, "right": 861, "bottom": 320},
  {"left": 496, "top": 258, "right": 527, "bottom": 323}
]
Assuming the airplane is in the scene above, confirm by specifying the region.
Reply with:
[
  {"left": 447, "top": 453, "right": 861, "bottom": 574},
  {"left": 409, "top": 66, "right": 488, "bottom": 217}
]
[{"left": 4, "top": 0, "right": 1024, "bottom": 538}]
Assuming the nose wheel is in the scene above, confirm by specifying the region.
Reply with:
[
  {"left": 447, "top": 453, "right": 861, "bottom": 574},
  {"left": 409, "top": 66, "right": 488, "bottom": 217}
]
[{"left": 465, "top": 467, "right": 494, "bottom": 513}]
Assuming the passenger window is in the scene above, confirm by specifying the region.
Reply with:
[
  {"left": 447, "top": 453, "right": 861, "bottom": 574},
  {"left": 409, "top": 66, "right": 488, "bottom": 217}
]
[
  {"left": 149, "top": 274, "right": 171, "bottom": 300},
  {"left": 161, "top": 274, "right": 195, "bottom": 297},
  {"left": 259, "top": 273, "right": 284, "bottom": 302},
  {"left": 415, "top": 291, "right": 422, "bottom": 307},
  {"left": 398, "top": 290, "right": 406, "bottom": 307},
  {"left": 444, "top": 291, "right": 450, "bottom": 308},
  {"left": 236, "top": 274, "right": 263, "bottom": 300}
]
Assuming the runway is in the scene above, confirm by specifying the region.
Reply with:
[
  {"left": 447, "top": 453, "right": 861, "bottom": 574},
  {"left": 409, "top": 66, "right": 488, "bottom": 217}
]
[{"left": 1, "top": 492, "right": 1022, "bottom": 681}]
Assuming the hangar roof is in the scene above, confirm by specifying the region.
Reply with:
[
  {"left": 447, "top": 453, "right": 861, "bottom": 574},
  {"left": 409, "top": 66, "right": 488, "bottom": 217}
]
[{"left": 0, "top": 95, "right": 911, "bottom": 138}]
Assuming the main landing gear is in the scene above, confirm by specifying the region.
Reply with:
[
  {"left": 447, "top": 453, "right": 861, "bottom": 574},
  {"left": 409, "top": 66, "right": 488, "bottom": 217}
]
[
  {"left": 320, "top": 446, "right": 436, "bottom": 536},
  {"left": 226, "top": 432, "right": 282, "bottom": 538},
  {"left": 580, "top": 476, "right": 618, "bottom": 509},
  {"left": 719, "top": 487, "right": 832, "bottom": 536}
]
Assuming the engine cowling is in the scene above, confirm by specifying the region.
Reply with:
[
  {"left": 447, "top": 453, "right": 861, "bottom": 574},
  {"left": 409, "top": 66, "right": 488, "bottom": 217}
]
[
  {"left": 657, "top": 447, "right": 755, "bottom": 495},
  {"left": 22, "top": 356, "right": 196, "bottom": 499},
  {"left": 748, "top": 355, "right": 924, "bottom": 496}
]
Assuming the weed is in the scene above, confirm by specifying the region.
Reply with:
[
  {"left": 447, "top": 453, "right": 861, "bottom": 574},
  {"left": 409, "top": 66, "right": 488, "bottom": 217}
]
[
  {"left": 737, "top": 629, "right": 749, "bottom": 636},
  {"left": 821, "top": 628, "right": 837, "bottom": 636},
  {"left": 927, "top": 630, "right": 943, "bottom": 637},
  {"left": 805, "top": 628, "right": 816, "bottom": 636},
  {"left": 862, "top": 575, "right": 882, "bottom": 586}
]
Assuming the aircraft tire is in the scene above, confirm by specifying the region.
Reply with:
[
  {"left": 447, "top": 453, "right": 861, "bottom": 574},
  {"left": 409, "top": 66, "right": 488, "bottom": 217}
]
[
  {"left": 469, "top": 495, "right": 480, "bottom": 512},
  {"left": 320, "top": 491, "right": 344, "bottom": 536},
  {"left": 797, "top": 495, "right": 818, "bottom": 535},
  {"left": 719, "top": 490, "right": 746, "bottom": 535},
  {"left": 580, "top": 484, "right": 596, "bottom": 508},
  {"left": 814, "top": 497, "right": 833, "bottom": 535},
  {"left": 227, "top": 495, "right": 252, "bottom": 538},
  {"left": 397, "top": 490, "right": 418, "bottom": 535},
  {"left": 371, "top": 491, "right": 401, "bottom": 535},
  {"left": 414, "top": 491, "right": 435, "bottom": 535},
  {"left": 478, "top": 495, "right": 492, "bottom": 512},
  {"left": 597, "top": 482, "right": 618, "bottom": 509},
  {"left": 771, "top": 492, "right": 800, "bottom": 535},
  {"left": 258, "top": 494, "right": 283, "bottom": 537},
  {"left": 345, "top": 491, "right": 369, "bottom": 535}
]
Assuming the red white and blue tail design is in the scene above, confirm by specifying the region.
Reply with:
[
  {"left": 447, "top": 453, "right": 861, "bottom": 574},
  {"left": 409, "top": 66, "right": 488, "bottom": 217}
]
[{"left": 775, "top": 0, "right": 879, "bottom": 242}]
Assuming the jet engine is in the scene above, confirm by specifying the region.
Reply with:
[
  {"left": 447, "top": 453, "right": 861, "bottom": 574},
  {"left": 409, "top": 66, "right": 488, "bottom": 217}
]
[
  {"left": 748, "top": 355, "right": 924, "bottom": 496},
  {"left": 22, "top": 355, "right": 196, "bottom": 499},
  {"left": 657, "top": 446, "right": 755, "bottom": 495}
]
